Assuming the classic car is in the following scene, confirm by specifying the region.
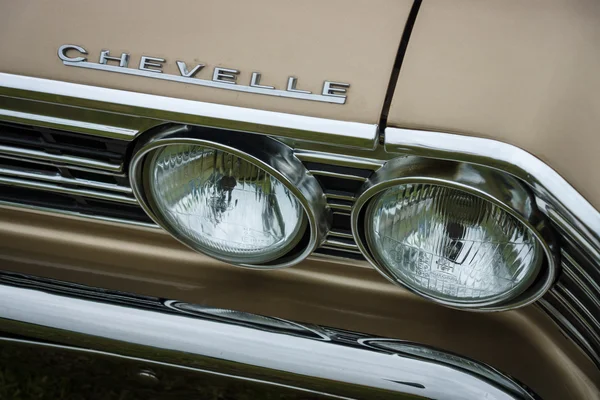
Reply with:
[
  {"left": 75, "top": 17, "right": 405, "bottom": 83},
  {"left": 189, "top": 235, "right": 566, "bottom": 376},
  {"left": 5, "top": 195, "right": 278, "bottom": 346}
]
[{"left": 0, "top": 0, "right": 598, "bottom": 399}]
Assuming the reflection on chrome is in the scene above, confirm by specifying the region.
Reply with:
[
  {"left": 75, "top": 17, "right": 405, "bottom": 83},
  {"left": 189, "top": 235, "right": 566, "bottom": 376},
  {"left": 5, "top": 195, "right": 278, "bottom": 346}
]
[
  {"left": 164, "top": 301, "right": 331, "bottom": 341},
  {"left": 359, "top": 339, "right": 531, "bottom": 397},
  {"left": 0, "top": 272, "right": 537, "bottom": 400}
]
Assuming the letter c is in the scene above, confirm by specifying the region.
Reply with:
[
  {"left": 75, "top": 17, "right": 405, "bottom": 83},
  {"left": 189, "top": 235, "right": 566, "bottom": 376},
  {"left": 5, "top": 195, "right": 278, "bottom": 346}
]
[{"left": 58, "top": 44, "right": 88, "bottom": 63}]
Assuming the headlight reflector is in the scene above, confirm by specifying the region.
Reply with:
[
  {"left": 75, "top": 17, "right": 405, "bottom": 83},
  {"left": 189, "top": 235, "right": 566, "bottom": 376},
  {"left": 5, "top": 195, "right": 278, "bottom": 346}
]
[
  {"left": 365, "top": 183, "right": 543, "bottom": 305},
  {"left": 146, "top": 144, "right": 307, "bottom": 264}
]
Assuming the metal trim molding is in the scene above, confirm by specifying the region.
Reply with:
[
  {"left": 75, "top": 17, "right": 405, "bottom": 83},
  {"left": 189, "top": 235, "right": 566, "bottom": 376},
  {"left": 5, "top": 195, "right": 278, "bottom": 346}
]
[
  {"left": 62, "top": 60, "right": 347, "bottom": 105},
  {"left": 385, "top": 128, "right": 600, "bottom": 262},
  {"left": 0, "top": 73, "right": 378, "bottom": 149},
  {"left": 0, "top": 272, "right": 538, "bottom": 400},
  {"left": 0, "top": 143, "right": 123, "bottom": 173},
  {"left": 0, "top": 175, "right": 137, "bottom": 205},
  {"left": 0, "top": 108, "right": 139, "bottom": 139}
]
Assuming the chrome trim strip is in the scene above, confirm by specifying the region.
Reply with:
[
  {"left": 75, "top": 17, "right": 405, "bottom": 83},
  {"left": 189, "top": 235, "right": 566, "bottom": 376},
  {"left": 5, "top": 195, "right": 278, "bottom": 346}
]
[
  {"left": 0, "top": 273, "right": 536, "bottom": 400},
  {"left": 294, "top": 150, "right": 384, "bottom": 170},
  {"left": 63, "top": 61, "right": 346, "bottom": 105},
  {"left": 328, "top": 230, "right": 354, "bottom": 240},
  {"left": 0, "top": 144, "right": 122, "bottom": 172},
  {"left": 325, "top": 193, "right": 356, "bottom": 201},
  {"left": 309, "top": 170, "right": 367, "bottom": 181},
  {"left": 385, "top": 128, "right": 600, "bottom": 259},
  {"left": 324, "top": 238, "right": 360, "bottom": 251},
  {"left": 0, "top": 167, "right": 132, "bottom": 194},
  {"left": 327, "top": 202, "right": 353, "bottom": 212},
  {"left": 0, "top": 153, "right": 124, "bottom": 176},
  {"left": 333, "top": 211, "right": 351, "bottom": 217},
  {"left": 0, "top": 108, "right": 138, "bottom": 139},
  {"left": 0, "top": 176, "right": 137, "bottom": 205},
  {"left": 0, "top": 73, "right": 378, "bottom": 149},
  {"left": 332, "top": 211, "right": 351, "bottom": 217}
]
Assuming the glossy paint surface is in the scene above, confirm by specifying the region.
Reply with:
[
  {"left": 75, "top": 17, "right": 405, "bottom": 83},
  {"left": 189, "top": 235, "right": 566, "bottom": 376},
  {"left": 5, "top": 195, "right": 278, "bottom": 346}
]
[
  {"left": 389, "top": 0, "right": 600, "bottom": 210},
  {"left": 0, "top": 0, "right": 413, "bottom": 123}
]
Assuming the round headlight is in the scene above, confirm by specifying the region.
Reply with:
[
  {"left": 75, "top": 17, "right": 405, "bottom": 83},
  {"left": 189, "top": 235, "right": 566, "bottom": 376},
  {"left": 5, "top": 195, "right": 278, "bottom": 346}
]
[
  {"left": 352, "top": 158, "right": 556, "bottom": 310},
  {"left": 147, "top": 144, "right": 307, "bottom": 264},
  {"left": 130, "top": 126, "right": 328, "bottom": 268},
  {"left": 365, "top": 183, "right": 542, "bottom": 305}
]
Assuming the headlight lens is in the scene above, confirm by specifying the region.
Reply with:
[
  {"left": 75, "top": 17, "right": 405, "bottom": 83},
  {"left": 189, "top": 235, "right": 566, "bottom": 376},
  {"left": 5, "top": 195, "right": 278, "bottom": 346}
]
[
  {"left": 147, "top": 144, "right": 307, "bottom": 264},
  {"left": 365, "top": 183, "right": 543, "bottom": 305}
]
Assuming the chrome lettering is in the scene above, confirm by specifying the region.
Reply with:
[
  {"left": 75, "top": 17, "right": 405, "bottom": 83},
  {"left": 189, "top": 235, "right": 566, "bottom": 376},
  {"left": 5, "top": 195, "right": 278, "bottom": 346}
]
[
  {"left": 139, "top": 56, "right": 165, "bottom": 73},
  {"left": 212, "top": 67, "right": 239, "bottom": 84},
  {"left": 249, "top": 72, "right": 275, "bottom": 89},
  {"left": 286, "top": 77, "right": 311, "bottom": 94},
  {"left": 176, "top": 61, "right": 205, "bottom": 78},
  {"left": 99, "top": 50, "right": 129, "bottom": 68},
  {"left": 57, "top": 44, "right": 88, "bottom": 63},
  {"left": 322, "top": 81, "right": 349, "bottom": 98}
]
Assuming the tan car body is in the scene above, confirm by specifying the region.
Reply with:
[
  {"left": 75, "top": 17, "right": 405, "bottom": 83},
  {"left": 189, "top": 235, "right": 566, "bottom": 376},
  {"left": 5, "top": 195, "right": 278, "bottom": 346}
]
[
  {"left": 0, "top": 1, "right": 599, "bottom": 398},
  {"left": 389, "top": 0, "right": 600, "bottom": 212}
]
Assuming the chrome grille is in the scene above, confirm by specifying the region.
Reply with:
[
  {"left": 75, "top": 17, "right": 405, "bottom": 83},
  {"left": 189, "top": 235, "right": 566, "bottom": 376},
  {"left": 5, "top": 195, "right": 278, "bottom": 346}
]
[
  {"left": 0, "top": 121, "right": 382, "bottom": 260},
  {"left": 539, "top": 230, "right": 600, "bottom": 367},
  {"left": 1, "top": 114, "right": 599, "bottom": 369},
  {"left": 294, "top": 150, "right": 382, "bottom": 259},
  {"left": 0, "top": 121, "right": 149, "bottom": 224}
]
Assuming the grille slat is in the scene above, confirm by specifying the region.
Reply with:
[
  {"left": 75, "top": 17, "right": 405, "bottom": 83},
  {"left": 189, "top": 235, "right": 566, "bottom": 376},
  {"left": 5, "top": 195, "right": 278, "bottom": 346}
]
[
  {"left": 324, "top": 238, "right": 360, "bottom": 250},
  {"left": 0, "top": 185, "right": 151, "bottom": 225},
  {"left": 0, "top": 121, "right": 138, "bottom": 212},
  {"left": 325, "top": 192, "right": 356, "bottom": 201},
  {"left": 0, "top": 175, "right": 137, "bottom": 205},
  {"left": 328, "top": 230, "right": 354, "bottom": 240},
  {"left": 0, "top": 166, "right": 132, "bottom": 195},
  {"left": 294, "top": 150, "right": 383, "bottom": 170},
  {"left": 0, "top": 121, "right": 128, "bottom": 168},
  {"left": 327, "top": 202, "right": 352, "bottom": 212},
  {"left": 0, "top": 143, "right": 122, "bottom": 172},
  {"left": 309, "top": 170, "right": 368, "bottom": 181}
]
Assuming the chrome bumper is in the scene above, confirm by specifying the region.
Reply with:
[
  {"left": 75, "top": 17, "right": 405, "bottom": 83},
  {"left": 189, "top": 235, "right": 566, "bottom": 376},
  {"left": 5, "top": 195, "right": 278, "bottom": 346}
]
[{"left": 0, "top": 273, "right": 536, "bottom": 399}]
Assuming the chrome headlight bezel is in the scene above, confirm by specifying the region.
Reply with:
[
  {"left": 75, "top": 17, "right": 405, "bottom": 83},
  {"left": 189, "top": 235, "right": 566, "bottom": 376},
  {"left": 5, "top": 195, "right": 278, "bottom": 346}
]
[
  {"left": 351, "top": 157, "right": 558, "bottom": 311},
  {"left": 129, "top": 125, "right": 329, "bottom": 269}
]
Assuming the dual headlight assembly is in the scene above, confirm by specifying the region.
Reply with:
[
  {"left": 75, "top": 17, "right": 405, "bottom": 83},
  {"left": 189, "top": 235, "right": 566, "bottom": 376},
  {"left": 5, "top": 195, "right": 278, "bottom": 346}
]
[{"left": 130, "top": 126, "right": 557, "bottom": 311}]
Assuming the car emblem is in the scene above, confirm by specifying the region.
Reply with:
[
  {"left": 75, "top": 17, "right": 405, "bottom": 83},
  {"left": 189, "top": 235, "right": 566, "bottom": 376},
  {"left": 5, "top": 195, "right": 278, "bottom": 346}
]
[{"left": 58, "top": 44, "right": 349, "bottom": 104}]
